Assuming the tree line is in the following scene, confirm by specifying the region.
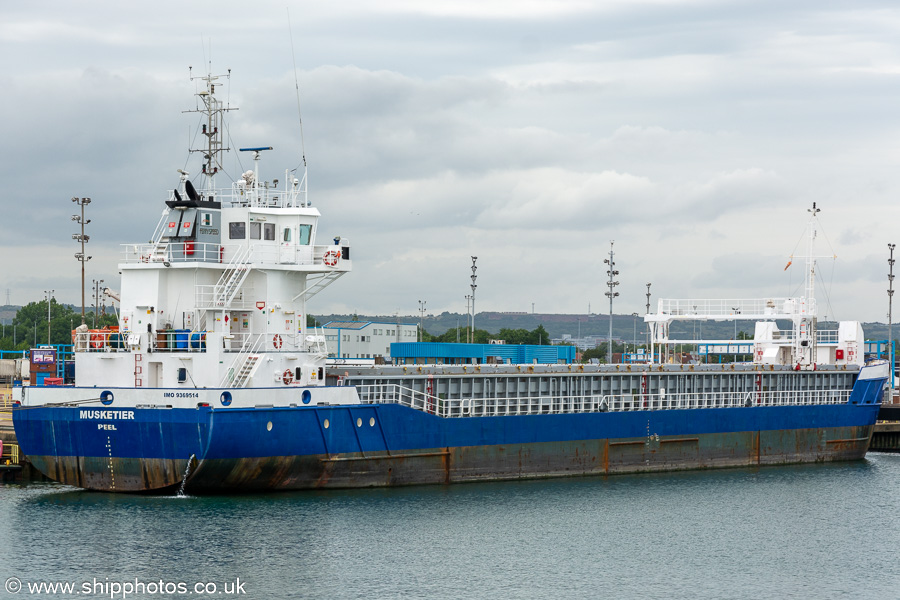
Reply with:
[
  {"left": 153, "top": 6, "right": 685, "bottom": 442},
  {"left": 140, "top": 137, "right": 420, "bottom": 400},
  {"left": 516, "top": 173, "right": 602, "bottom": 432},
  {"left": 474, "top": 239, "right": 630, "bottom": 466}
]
[
  {"left": 0, "top": 300, "right": 117, "bottom": 351},
  {"left": 421, "top": 325, "right": 552, "bottom": 346}
]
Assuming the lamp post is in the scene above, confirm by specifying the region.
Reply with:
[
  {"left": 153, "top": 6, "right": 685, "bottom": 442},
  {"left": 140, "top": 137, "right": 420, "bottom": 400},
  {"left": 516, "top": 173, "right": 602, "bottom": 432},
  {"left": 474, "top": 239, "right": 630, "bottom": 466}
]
[
  {"left": 470, "top": 256, "right": 478, "bottom": 344},
  {"left": 92, "top": 279, "right": 104, "bottom": 328},
  {"left": 418, "top": 300, "right": 426, "bottom": 342},
  {"left": 465, "top": 295, "right": 472, "bottom": 343},
  {"left": 72, "top": 197, "right": 92, "bottom": 325},
  {"left": 889, "top": 243, "right": 895, "bottom": 369},
  {"left": 632, "top": 312, "right": 638, "bottom": 356},
  {"left": 43, "top": 289, "right": 54, "bottom": 345},
  {"left": 603, "top": 241, "right": 619, "bottom": 363},
  {"left": 645, "top": 282, "right": 652, "bottom": 354}
]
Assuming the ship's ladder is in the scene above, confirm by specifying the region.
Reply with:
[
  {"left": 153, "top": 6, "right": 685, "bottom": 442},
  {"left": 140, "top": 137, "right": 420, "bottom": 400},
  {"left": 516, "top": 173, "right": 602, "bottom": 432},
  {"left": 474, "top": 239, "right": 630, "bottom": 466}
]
[
  {"left": 214, "top": 245, "right": 253, "bottom": 307},
  {"left": 134, "top": 353, "right": 143, "bottom": 388},
  {"left": 293, "top": 271, "right": 345, "bottom": 303},
  {"left": 232, "top": 355, "right": 261, "bottom": 388},
  {"left": 221, "top": 333, "right": 266, "bottom": 388},
  {"left": 149, "top": 242, "right": 169, "bottom": 263}
]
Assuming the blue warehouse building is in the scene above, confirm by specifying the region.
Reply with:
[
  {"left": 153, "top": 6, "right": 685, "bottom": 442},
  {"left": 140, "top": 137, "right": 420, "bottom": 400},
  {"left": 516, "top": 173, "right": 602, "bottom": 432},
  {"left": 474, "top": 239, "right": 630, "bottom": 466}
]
[{"left": 390, "top": 342, "right": 576, "bottom": 365}]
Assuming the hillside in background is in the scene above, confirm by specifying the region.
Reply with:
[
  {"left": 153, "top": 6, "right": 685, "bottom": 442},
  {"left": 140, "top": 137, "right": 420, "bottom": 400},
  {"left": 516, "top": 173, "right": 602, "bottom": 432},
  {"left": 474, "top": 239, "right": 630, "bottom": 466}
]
[
  {"left": 312, "top": 311, "right": 857, "bottom": 344},
  {"left": 0, "top": 305, "right": 17, "bottom": 324},
  {"left": 3, "top": 303, "right": 894, "bottom": 346}
]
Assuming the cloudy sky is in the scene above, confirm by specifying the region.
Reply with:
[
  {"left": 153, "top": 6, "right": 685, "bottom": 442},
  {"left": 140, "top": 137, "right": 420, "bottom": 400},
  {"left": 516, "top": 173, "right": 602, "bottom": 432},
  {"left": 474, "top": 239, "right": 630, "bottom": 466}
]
[{"left": 2, "top": 1, "right": 900, "bottom": 323}]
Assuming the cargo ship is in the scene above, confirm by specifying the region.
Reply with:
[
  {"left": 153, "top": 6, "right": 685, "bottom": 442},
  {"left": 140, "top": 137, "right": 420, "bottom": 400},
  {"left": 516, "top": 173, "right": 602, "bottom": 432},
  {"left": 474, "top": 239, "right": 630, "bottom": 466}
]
[{"left": 12, "top": 69, "right": 889, "bottom": 493}]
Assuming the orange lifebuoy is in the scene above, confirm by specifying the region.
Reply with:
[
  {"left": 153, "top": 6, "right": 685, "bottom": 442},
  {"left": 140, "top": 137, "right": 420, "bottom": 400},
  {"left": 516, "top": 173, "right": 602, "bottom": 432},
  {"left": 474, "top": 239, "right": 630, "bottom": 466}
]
[
  {"left": 283, "top": 369, "right": 294, "bottom": 385},
  {"left": 323, "top": 250, "right": 340, "bottom": 267},
  {"left": 90, "top": 332, "right": 104, "bottom": 349},
  {"left": 273, "top": 334, "right": 283, "bottom": 349}
]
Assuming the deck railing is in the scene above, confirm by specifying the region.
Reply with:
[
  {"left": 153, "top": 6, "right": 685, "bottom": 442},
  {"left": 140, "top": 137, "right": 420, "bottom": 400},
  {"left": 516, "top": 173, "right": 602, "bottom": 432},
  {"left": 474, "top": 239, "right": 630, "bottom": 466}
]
[
  {"left": 122, "top": 242, "right": 342, "bottom": 268},
  {"left": 1, "top": 443, "right": 19, "bottom": 465},
  {"left": 653, "top": 298, "right": 817, "bottom": 319},
  {"left": 356, "top": 385, "right": 852, "bottom": 418},
  {"left": 72, "top": 330, "right": 210, "bottom": 353}
]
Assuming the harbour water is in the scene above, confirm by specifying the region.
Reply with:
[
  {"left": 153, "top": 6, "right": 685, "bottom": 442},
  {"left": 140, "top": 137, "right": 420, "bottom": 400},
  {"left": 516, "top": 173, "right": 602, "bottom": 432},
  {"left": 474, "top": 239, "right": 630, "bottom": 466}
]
[{"left": 2, "top": 455, "right": 900, "bottom": 599}]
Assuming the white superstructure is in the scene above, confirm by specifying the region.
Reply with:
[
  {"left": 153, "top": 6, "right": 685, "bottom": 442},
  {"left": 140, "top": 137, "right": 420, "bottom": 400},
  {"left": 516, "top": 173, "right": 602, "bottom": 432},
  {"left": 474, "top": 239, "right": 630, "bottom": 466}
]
[
  {"left": 645, "top": 203, "right": 862, "bottom": 368},
  {"left": 72, "top": 70, "right": 352, "bottom": 393}
]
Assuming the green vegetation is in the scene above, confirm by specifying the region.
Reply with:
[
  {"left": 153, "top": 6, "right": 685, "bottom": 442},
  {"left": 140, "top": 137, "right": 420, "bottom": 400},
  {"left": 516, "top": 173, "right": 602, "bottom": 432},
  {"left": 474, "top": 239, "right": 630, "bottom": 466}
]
[
  {"left": 421, "top": 324, "right": 552, "bottom": 346},
  {"left": 580, "top": 341, "right": 629, "bottom": 364},
  {"left": 0, "top": 301, "right": 117, "bottom": 351}
]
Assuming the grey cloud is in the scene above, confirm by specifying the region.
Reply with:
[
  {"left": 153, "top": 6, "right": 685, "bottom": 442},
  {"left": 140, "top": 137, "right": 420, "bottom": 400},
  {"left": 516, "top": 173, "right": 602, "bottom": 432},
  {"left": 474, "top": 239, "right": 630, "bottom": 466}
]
[{"left": 3, "top": 0, "right": 900, "bottom": 320}]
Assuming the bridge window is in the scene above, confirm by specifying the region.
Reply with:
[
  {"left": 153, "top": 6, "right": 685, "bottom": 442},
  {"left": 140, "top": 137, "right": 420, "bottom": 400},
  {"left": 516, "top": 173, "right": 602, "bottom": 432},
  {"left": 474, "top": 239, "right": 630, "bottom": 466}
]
[
  {"left": 298, "top": 225, "right": 312, "bottom": 245},
  {"left": 229, "top": 222, "right": 245, "bottom": 239},
  {"left": 249, "top": 222, "right": 261, "bottom": 240},
  {"left": 264, "top": 223, "right": 275, "bottom": 241}
]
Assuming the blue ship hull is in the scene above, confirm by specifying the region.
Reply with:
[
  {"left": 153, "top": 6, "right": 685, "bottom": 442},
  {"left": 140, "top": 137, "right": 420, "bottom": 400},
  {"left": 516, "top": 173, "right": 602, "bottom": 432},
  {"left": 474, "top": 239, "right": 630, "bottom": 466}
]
[{"left": 13, "top": 379, "right": 885, "bottom": 492}]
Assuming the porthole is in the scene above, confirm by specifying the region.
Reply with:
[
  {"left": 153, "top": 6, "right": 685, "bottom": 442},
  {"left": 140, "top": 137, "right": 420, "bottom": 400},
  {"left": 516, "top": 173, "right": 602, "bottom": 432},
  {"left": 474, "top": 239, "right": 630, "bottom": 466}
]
[
  {"left": 220, "top": 391, "right": 233, "bottom": 406},
  {"left": 323, "top": 419, "right": 330, "bottom": 429},
  {"left": 369, "top": 417, "right": 375, "bottom": 427},
  {"left": 100, "top": 390, "right": 114, "bottom": 406},
  {"left": 302, "top": 390, "right": 311, "bottom": 405},
  {"left": 266, "top": 421, "right": 273, "bottom": 432},
  {"left": 356, "top": 417, "right": 362, "bottom": 427}
]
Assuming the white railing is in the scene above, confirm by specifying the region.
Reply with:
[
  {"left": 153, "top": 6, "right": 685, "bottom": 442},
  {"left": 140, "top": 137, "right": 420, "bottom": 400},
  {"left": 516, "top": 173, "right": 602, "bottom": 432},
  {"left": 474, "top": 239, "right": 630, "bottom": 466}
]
[
  {"left": 72, "top": 330, "right": 211, "bottom": 353},
  {"left": 357, "top": 384, "right": 439, "bottom": 415},
  {"left": 225, "top": 182, "right": 306, "bottom": 209},
  {"left": 195, "top": 287, "right": 257, "bottom": 309},
  {"left": 164, "top": 181, "right": 306, "bottom": 210},
  {"left": 221, "top": 332, "right": 268, "bottom": 388},
  {"left": 817, "top": 330, "right": 840, "bottom": 344},
  {"left": 122, "top": 242, "right": 345, "bottom": 268},
  {"left": 122, "top": 242, "right": 224, "bottom": 264},
  {"left": 652, "top": 298, "right": 816, "bottom": 320},
  {"left": 223, "top": 332, "right": 308, "bottom": 353},
  {"left": 356, "top": 385, "right": 851, "bottom": 419},
  {"left": 73, "top": 330, "right": 129, "bottom": 353}
]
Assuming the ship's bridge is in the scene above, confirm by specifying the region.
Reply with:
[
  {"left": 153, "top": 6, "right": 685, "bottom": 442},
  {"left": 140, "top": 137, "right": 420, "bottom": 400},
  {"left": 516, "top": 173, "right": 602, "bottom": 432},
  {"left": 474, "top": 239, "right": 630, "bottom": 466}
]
[{"left": 120, "top": 168, "right": 350, "bottom": 272}]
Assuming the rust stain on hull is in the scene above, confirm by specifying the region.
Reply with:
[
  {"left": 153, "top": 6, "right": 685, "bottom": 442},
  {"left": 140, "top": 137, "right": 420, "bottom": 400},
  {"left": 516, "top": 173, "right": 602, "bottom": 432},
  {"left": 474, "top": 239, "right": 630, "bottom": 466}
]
[
  {"left": 28, "top": 425, "right": 876, "bottom": 493},
  {"left": 30, "top": 455, "right": 190, "bottom": 492}
]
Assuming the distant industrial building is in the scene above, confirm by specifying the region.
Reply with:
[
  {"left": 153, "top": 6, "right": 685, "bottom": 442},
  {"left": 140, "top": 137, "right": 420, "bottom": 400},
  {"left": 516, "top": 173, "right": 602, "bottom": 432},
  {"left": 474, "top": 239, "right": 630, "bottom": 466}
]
[
  {"left": 322, "top": 321, "right": 418, "bottom": 361},
  {"left": 322, "top": 323, "right": 578, "bottom": 365},
  {"left": 552, "top": 333, "right": 612, "bottom": 350}
]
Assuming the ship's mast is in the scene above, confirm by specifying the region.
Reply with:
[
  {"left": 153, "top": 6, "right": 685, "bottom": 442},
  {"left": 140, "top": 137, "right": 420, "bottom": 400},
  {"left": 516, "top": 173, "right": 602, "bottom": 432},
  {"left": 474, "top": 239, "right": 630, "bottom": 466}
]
[
  {"left": 185, "top": 66, "right": 237, "bottom": 194},
  {"left": 798, "top": 202, "right": 819, "bottom": 365},
  {"left": 795, "top": 202, "right": 837, "bottom": 366},
  {"left": 805, "top": 202, "right": 820, "bottom": 305}
]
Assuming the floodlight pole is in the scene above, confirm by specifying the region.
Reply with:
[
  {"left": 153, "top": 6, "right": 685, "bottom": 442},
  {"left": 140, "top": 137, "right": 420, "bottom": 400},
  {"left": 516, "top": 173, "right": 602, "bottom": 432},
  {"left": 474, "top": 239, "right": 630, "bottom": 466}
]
[
  {"left": 889, "top": 243, "right": 896, "bottom": 377},
  {"left": 470, "top": 256, "right": 478, "bottom": 344},
  {"left": 44, "top": 289, "right": 54, "bottom": 345},
  {"left": 72, "top": 197, "right": 92, "bottom": 325},
  {"left": 92, "top": 279, "right": 104, "bottom": 328},
  {"left": 418, "top": 300, "right": 426, "bottom": 342},
  {"left": 603, "top": 241, "right": 619, "bottom": 363}
]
